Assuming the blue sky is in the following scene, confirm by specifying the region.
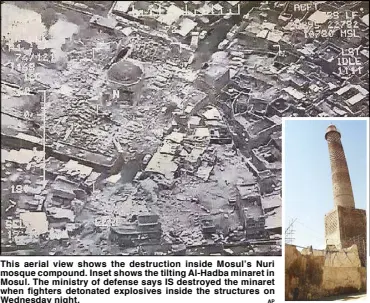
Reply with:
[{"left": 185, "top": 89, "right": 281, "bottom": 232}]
[{"left": 284, "top": 119, "right": 368, "bottom": 249}]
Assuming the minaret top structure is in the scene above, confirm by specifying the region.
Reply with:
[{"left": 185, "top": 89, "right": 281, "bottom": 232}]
[
  {"left": 325, "top": 124, "right": 341, "bottom": 140},
  {"left": 325, "top": 124, "right": 355, "bottom": 209}
]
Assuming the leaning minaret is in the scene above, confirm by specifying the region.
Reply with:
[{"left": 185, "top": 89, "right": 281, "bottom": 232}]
[
  {"left": 324, "top": 124, "right": 366, "bottom": 267},
  {"left": 325, "top": 125, "right": 355, "bottom": 209}
]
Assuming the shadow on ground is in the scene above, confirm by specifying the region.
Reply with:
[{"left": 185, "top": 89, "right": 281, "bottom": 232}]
[{"left": 320, "top": 292, "right": 367, "bottom": 301}]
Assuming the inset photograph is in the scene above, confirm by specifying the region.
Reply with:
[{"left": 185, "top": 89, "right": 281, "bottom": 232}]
[{"left": 284, "top": 118, "right": 368, "bottom": 301}]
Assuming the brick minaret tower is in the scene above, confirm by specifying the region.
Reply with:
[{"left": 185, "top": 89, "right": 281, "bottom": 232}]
[
  {"left": 325, "top": 125, "right": 355, "bottom": 209},
  {"left": 324, "top": 124, "right": 366, "bottom": 266}
]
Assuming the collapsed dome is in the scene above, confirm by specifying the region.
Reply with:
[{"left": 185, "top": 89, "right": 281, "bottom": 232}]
[{"left": 107, "top": 60, "right": 143, "bottom": 85}]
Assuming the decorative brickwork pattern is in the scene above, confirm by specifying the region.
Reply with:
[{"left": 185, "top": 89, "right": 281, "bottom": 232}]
[{"left": 325, "top": 126, "right": 355, "bottom": 209}]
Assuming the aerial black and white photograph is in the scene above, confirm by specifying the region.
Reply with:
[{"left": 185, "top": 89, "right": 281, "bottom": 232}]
[{"left": 1, "top": 1, "right": 368, "bottom": 256}]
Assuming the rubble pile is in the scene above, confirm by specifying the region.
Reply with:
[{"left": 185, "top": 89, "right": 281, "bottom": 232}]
[{"left": 8, "top": 0, "right": 369, "bottom": 256}]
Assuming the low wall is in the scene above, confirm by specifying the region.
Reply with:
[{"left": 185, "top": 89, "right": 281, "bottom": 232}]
[
  {"left": 285, "top": 245, "right": 367, "bottom": 301},
  {"left": 322, "top": 267, "right": 365, "bottom": 291},
  {"left": 324, "top": 245, "right": 362, "bottom": 267}
]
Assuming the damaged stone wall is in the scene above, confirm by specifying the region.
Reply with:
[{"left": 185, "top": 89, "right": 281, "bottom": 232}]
[
  {"left": 285, "top": 244, "right": 366, "bottom": 301},
  {"left": 339, "top": 207, "right": 367, "bottom": 258},
  {"left": 285, "top": 245, "right": 324, "bottom": 301},
  {"left": 301, "top": 246, "right": 325, "bottom": 257},
  {"left": 324, "top": 245, "right": 362, "bottom": 267},
  {"left": 249, "top": 124, "right": 281, "bottom": 149},
  {"left": 322, "top": 267, "right": 366, "bottom": 292},
  {"left": 325, "top": 206, "right": 367, "bottom": 265}
]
